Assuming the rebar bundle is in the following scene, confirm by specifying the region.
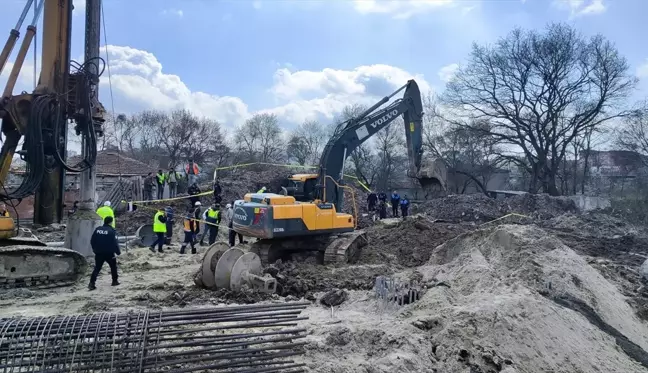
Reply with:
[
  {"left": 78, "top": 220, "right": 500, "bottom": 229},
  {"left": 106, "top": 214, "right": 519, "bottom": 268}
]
[
  {"left": 0, "top": 302, "right": 310, "bottom": 373},
  {"left": 375, "top": 276, "right": 421, "bottom": 308}
]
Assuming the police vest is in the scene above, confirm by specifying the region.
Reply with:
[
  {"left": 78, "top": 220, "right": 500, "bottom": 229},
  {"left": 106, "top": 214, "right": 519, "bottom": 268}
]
[
  {"left": 156, "top": 174, "right": 166, "bottom": 184},
  {"left": 206, "top": 209, "right": 219, "bottom": 223},
  {"left": 153, "top": 211, "right": 167, "bottom": 233},
  {"left": 96, "top": 206, "right": 115, "bottom": 228}
]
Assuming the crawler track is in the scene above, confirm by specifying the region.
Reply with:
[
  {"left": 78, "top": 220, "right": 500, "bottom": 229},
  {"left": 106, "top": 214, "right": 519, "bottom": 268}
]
[{"left": 0, "top": 246, "right": 87, "bottom": 289}]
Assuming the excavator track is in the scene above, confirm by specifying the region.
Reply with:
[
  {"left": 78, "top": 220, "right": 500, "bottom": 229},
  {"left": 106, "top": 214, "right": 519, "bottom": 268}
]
[
  {"left": 250, "top": 230, "right": 368, "bottom": 266},
  {"left": 0, "top": 245, "right": 87, "bottom": 289}
]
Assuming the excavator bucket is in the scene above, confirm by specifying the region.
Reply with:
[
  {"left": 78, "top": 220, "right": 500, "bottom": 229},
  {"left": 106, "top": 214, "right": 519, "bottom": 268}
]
[{"left": 417, "top": 157, "right": 448, "bottom": 200}]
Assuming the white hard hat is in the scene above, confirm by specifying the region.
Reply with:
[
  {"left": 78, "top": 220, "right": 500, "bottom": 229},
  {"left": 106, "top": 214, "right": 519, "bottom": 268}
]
[
  {"left": 195, "top": 201, "right": 201, "bottom": 206},
  {"left": 226, "top": 203, "right": 232, "bottom": 208},
  {"left": 103, "top": 201, "right": 111, "bottom": 207}
]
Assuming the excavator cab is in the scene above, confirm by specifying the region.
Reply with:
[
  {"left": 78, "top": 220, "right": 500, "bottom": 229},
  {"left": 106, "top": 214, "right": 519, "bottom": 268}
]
[{"left": 281, "top": 174, "right": 318, "bottom": 202}]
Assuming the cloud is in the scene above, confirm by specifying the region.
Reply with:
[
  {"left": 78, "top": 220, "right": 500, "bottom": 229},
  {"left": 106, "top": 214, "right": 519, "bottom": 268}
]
[
  {"left": 72, "top": 0, "right": 85, "bottom": 16},
  {"left": 438, "top": 63, "right": 459, "bottom": 83},
  {"left": 160, "top": 8, "right": 184, "bottom": 18},
  {"left": 553, "top": 0, "right": 606, "bottom": 18},
  {"left": 638, "top": 60, "right": 648, "bottom": 79},
  {"left": 266, "top": 65, "right": 432, "bottom": 123},
  {"left": 353, "top": 0, "right": 454, "bottom": 19},
  {"left": 2, "top": 44, "right": 430, "bottom": 130}
]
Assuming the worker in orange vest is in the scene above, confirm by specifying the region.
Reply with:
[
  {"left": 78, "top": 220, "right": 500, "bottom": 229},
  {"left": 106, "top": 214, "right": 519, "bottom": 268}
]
[{"left": 185, "top": 158, "right": 200, "bottom": 185}]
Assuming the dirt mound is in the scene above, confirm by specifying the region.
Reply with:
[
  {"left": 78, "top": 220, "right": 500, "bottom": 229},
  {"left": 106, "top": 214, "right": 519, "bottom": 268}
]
[
  {"left": 504, "top": 193, "right": 578, "bottom": 219},
  {"left": 264, "top": 262, "right": 394, "bottom": 299},
  {"left": 412, "top": 224, "right": 648, "bottom": 373},
  {"left": 417, "top": 194, "right": 506, "bottom": 222},
  {"left": 359, "top": 216, "right": 472, "bottom": 267}
]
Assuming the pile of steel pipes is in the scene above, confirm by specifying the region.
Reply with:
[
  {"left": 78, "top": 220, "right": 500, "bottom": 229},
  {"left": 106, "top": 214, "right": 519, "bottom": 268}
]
[{"left": 0, "top": 302, "right": 309, "bottom": 372}]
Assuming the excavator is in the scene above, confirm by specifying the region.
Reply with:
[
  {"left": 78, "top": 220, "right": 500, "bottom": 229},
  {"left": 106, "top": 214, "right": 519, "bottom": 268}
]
[
  {"left": 0, "top": 0, "right": 105, "bottom": 288},
  {"left": 232, "top": 80, "right": 447, "bottom": 265}
]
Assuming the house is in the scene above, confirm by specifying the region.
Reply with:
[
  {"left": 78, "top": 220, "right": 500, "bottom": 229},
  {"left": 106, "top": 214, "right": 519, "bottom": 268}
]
[{"left": 8, "top": 151, "right": 156, "bottom": 219}]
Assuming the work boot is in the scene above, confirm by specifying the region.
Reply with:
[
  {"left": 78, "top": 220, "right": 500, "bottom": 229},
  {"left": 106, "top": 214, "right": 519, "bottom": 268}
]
[
  {"left": 149, "top": 246, "right": 155, "bottom": 253},
  {"left": 158, "top": 249, "right": 164, "bottom": 253},
  {"left": 191, "top": 248, "right": 197, "bottom": 254},
  {"left": 111, "top": 280, "right": 120, "bottom": 286},
  {"left": 88, "top": 283, "right": 96, "bottom": 291}
]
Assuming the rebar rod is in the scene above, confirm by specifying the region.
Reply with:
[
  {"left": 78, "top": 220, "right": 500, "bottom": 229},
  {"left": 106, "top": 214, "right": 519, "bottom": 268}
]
[{"left": 0, "top": 303, "right": 309, "bottom": 372}]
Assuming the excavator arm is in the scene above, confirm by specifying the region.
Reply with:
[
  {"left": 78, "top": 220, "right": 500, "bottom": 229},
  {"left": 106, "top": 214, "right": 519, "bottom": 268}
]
[{"left": 315, "top": 80, "right": 438, "bottom": 209}]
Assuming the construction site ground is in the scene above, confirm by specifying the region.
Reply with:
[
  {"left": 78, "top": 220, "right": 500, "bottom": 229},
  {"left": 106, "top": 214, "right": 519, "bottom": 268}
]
[{"left": 3, "top": 175, "right": 648, "bottom": 372}]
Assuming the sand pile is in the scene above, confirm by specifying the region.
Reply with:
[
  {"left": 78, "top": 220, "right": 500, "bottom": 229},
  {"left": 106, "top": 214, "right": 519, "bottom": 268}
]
[
  {"left": 413, "top": 224, "right": 648, "bottom": 372},
  {"left": 301, "top": 224, "right": 648, "bottom": 372}
]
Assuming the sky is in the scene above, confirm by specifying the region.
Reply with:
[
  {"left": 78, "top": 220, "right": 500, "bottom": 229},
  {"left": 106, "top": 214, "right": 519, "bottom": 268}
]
[{"left": 1, "top": 0, "right": 648, "bottom": 134}]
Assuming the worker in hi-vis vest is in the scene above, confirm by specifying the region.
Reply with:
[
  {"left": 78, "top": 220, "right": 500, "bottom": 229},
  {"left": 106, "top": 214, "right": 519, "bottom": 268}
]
[
  {"left": 96, "top": 201, "right": 115, "bottom": 228},
  {"left": 149, "top": 209, "right": 167, "bottom": 253}
]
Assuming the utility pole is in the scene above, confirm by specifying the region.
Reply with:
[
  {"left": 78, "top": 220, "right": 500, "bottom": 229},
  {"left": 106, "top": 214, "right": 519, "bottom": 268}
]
[{"left": 64, "top": 0, "right": 101, "bottom": 255}]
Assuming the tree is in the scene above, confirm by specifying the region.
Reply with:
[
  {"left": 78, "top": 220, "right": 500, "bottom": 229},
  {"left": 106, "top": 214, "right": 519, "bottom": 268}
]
[
  {"left": 374, "top": 118, "right": 406, "bottom": 191},
  {"left": 286, "top": 120, "right": 327, "bottom": 165},
  {"left": 235, "top": 113, "right": 285, "bottom": 163},
  {"left": 617, "top": 102, "right": 648, "bottom": 164},
  {"left": 443, "top": 23, "right": 637, "bottom": 195},
  {"left": 423, "top": 94, "right": 499, "bottom": 194}
]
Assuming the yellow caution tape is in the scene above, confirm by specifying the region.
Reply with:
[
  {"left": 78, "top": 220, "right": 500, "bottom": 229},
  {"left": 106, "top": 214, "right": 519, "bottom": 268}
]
[{"left": 121, "top": 200, "right": 229, "bottom": 230}]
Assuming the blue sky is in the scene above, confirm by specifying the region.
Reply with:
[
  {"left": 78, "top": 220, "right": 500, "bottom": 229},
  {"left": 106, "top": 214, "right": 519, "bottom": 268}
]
[{"left": 1, "top": 0, "right": 647, "bottom": 131}]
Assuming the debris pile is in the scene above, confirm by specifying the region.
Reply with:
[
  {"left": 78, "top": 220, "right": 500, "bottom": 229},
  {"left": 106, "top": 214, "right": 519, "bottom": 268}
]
[
  {"left": 417, "top": 193, "right": 506, "bottom": 222},
  {"left": 359, "top": 216, "right": 471, "bottom": 267}
]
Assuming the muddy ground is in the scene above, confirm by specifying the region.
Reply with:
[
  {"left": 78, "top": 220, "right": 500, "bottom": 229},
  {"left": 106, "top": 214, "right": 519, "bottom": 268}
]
[{"left": 3, "top": 188, "right": 648, "bottom": 372}]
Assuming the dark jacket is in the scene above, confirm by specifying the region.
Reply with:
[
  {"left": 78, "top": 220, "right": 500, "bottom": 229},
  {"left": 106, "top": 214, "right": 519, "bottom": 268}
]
[
  {"left": 391, "top": 193, "right": 400, "bottom": 202},
  {"left": 378, "top": 192, "right": 387, "bottom": 202},
  {"left": 90, "top": 224, "right": 120, "bottom": 256},
  {"left": 400, "top": 199, "right": 410, "bottom": 208},
  {"left": 367, "top": 193, "right": 377, "bottom": 203}
]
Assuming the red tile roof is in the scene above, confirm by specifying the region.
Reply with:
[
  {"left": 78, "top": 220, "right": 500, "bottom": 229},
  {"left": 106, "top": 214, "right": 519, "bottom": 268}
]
[{"left": 67, "top": 151, "right": 156, "bottom": 176}]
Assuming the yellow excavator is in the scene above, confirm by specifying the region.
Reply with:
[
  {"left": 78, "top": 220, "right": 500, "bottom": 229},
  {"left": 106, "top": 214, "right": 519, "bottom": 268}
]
[
  {"left": 233, "top": 80, "right": 447, "bottom": 265},
  {"left": 0, "top": 0, "right": 105, "bottom": 288}
]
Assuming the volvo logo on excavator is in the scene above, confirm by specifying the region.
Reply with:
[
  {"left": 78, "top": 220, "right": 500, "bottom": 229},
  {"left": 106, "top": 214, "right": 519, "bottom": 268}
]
[
  {"left": 369, "top": 109, "right": 399, "bottom": 129},
  {"left": 233, "top": 207, "right": 248, "bottom": 224}
]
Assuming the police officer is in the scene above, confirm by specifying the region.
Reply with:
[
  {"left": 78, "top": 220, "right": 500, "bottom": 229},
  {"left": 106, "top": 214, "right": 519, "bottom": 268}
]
[{"left": 88, "top": 216, "right": 120, "bottom": 290}]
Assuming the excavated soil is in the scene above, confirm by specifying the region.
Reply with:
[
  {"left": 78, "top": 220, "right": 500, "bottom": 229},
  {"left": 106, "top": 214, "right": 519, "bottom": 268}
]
[{"left": 360, "top": 216, "right": 473, "bottom": 267}]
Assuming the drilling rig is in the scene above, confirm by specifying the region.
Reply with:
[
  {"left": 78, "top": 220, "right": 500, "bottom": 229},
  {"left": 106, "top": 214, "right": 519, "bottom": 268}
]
[{"left": 0, "top": 0, "right": 105, "bottom": 288}]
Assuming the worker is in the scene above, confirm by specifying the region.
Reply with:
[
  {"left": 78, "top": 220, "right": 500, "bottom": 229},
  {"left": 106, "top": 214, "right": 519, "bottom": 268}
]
[
  {"left": 257, "top": 186, "right": 267, "bottom": 193},
  {"left": 143, "top": 172, "right": 154, "bottom": 201},
  {"left": 96, "top": 201, "right": 115, "bottom": 228},
  {"left": 188, "top": 183, "right": 201, "bottom": 207},
  {"left": 378, "top": 200, "right": 387, "bottom": 220},
  {"left": 179, "top": 209, "right": 196, "bottom": 254},
  {"left": 167, "top": 167, "right": 180, "bottom": 198},
  {"left": 185, "top": 158, "right": 200, "bottom": 186},
  {"left": 202, "top": 203, "right": 221, "bottom": 245},
  {"left": 164, "top": 206, "right": 174, "bottom": 244},
  {"left": 193, "top": 201, "right": 202, "bottom": 244},
  {"left": 390, "top": 190, "right": 401, "bottom": 218},
  {"left": 156, "top": 169, "right": 166, "bottom": 200},
  {"left": 400, "top": 195, "right": 410, "bottom": 218},
  {"left": 213, "top": 181, "right": 223, "bottom": 204},
  {"left": 149, "top": 209, "right": 167, "bottom": 253},
  {"left": 0, "top": 203, "right": 9, "bottom": 217},
  {"left": 378, "top": 191, "right": 387, "bottom": 203},
  {"left": 88, "top": 216, "right": 120, "bottom": 290},
  {"left": 225, "top": 203, "right": 244, "bottom": 246},
  {"left": 367, "top": 192, "right": 377, "bottom": 211}
]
